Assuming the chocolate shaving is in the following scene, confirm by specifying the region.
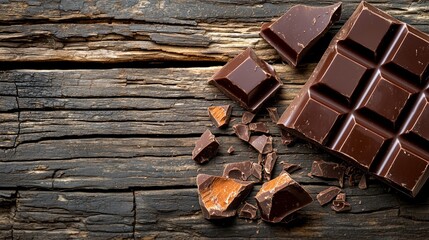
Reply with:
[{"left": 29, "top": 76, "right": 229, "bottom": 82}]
[
  {"left": 331, "top": 192, "right": 351, "bottom": 212},
  {"left": 358, "top": 174, "right": 368, "bottom": 190},
  {"left": 227, "top": 146, "right": 235, "bottom": 155}
]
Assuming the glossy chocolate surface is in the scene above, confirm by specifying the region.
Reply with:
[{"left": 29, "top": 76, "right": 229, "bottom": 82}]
[
  {"left": 209, "top": 48, "right": 282, "bottom": 112},
  {"left": 260, "top": 3, "right": 342, "bottom": 67},
  {"left": 278, "top": 2, "right": 429, "bottom": 197}
]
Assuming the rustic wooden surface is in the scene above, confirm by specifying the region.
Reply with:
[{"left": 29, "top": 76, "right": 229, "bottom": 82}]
[{"left": 0, "top": 0, "right": 428, "bottom": 239}]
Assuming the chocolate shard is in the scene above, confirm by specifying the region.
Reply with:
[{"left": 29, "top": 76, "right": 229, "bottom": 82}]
[
  {"left": 280, "top": 161, "right": 302, "bottom": 174},
  {"left": 249, "top": 135, "right": 273, "bottom": 154},
  {"left": 233, "top": 123, "right": 250, "bottom": 142},
  {"left": 358, "top": 174, "right": 368, "bottom": 190},
  {"left": 197, "top": 174, "right": 254, "bottom": 219},
  {"left": 316, "top": 186, "right": 341, "bottom": 206},
  {"left": 192, "top": 129, "right": 220, "bottom": 164},
  {"left": 209, "top": 48, "right": 283, "bottom": 112},
  {"left": 249, "top": 122, "right": 270, "bottom": 133},
  {"left": 280, "top": 129, "right": 297, "bottom": 146},
  {"left": 223, "top": 161, "right": 261, "bottom": 182},
  {"left": 266, "top": 107, "right": 279, "bottom": 123},
  {"left": 238, "top": 202, "right": 259, "bottom": 220},
  {"left": 252, "top": 163, "right": 263, "bottom": 181},
  {"left": 208, "top": 105, "right": 232, "bottom": 128},
  {"left": 336, "top": 192, "right": 346, "bottom": 202},
  {"left": 260, "top": 2, "right": 342, "bottom": 67},
  {"left": 278, "top": 1, "right": 429, "bottom": 198},
  {"left": 255, "top": 172, "right": 313, "bottom": 223},
  {"left": 227, "top": 146, "right": 235, "bottom": 155},
  {"left": 242, "top": 111, "right": 256, "bottom": 124},
  {"left": 310, "top": 160, "right": 346, "bottom": 180},
  {"left": 258, "top": 153, "right": 265, "bottom": 165},
  {"left": 331, "top": 193, "right": 351, "bottom": 213},
  {"left": 264, "top": 151, "right": 278, "bottom": 180}
]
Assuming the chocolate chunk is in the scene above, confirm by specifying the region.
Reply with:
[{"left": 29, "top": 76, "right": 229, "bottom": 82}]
[
  {"left": 208, "top": 105, "right": 232, "bottom": 128},
  {"left": 197, "top": 174, "right": 254, "bottom": 219},
  {"left": 258, "top": 153, "right": 265, "bottom": 165},
  {"left": 192, "top": 129, "right": 220, "bottom": 164},
  {"left": 249, "top": 135, "right": 273, "bottom": 154},
  {"left": 242, "top": 111, "right": 256, "bottom": 124},
  {"left": 249, "top": 122, "right": 270, "bottom": 133},
  {"left": 266, "top": 107, "right": 279, "bottom": 123},
  {"left": 280, "top": 161, "right": 302, "bottom": 174},
  {"left": 255, "top": 172, "right": 313, "bottom": 223},
  {"left": 280, "top": 129, "right": 297, "bottom": 146},
  {"left": 233, "top": 123, "right": 250, "bottom": 142},
  {"left": 227, "top": 146, "right": 235, "bottom": 155},
  {"left": 209, "top": 48, "right": 283, "bottom": 112},
  {"left": 331, "top": 193, "right": 351, "bottom": 213},
  {"left": 260, "top": 3, "right": 342, "bottom": 67},
  {"left": 335, "top": 192, "right": 346, "bottom": 202},
  {"left": 358, "top": 174, "right": 368, "bottom": 190},
  {"left": 264, "top": 151, "right": 278, "bottom": 180},
  {"left": 223, "top": 161, "right": 262, "bottom": 182},
  {"left": 238, "top": 202, "right": 258, "bottom": 220},
  {"left": 316, "top": 186, "right": 341, "bottom": 206},
  {"left": 278, "top": 1, "right": 429, "bottom": 197},
  {"left": 310, "top": 160, "right": 346, "bottom": 180}
]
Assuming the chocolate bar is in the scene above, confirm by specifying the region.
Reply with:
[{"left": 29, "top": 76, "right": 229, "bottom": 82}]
[
  {"left": 209, "top": 48, "right": 282, "bottom": 112},
  {"left": 278, "top": 1, "right": 429, "bottom": 197}
]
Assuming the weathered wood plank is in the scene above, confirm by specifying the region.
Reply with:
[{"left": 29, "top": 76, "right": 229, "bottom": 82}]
[
  {"left": 13, "top": 191, "right": 134, "bottom": 239},
  {"left": 0, "top": 191, "right": 15, "bottom": 240},
  {"left": 0, "top": 1, "right": 427, "bottom": 62},
  {"left": 135, "top": 187, "right": 429, "bottom": 238}
]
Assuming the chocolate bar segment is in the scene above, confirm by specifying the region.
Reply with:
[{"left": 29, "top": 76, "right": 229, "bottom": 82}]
[
  {"left": 260, "top": 3, "right": 342, "bottom": 67},
  {"left": 278, "top": 1, "right": 429, "bottom": 197},
  {"left": 209, "top": 48, "right": 282, "bottom": 112},
  {"left": 197, "top": 174, "right": 254, "bottom": 219}
]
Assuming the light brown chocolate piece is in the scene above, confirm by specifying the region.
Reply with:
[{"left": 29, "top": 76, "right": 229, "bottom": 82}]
[
  {"left": 197, "top": 174, "right": 254, "bottom": 219},
  {"left": 208, "top": 105, "right": 232, "bottom": 128},
  {"left": 280, "top": 161, "right": 302, "bottom": 174}
]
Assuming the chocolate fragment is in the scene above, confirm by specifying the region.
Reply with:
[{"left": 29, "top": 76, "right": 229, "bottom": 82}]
[
  {"left": 278, "top": 1, "right": 429, "bottom": 197},
  {"left": 223, "top": 161, "right": 262, "bottom": 182},
  {"left": 192, "top": 129, "right": 220, "bottom": 164},
  {"left": 260, "top": 3, "right": 342, "bottom": 67},
  {"left": 209, "top": 48, "right": 283, "bottom": 112},
  {"left": 208, "top": 105, "right": 232, "bottom": 128},
  {"left": 316, "top": 186, "right": 341, "bottom": 206},
  {"left": 238, "top": 202, "right": 258, "bottom": 220},
  {"left": 197, "top": 174, "right": 254, "bottom": 219},
  {"left": 358, "top": 174, "right": 368, "bottom": 190},
  {"left": 258, "top": 153, "right": 265, "bottom": 165},
  {"left": 280, "top": 161, "right": 302, "bottom": 174},
  {"left": 264, "top": 151, "right": 278, "bottom": 180},
  {"left": 227, "top": 146, "right": 235, "bottom": 155},
  {"left": 310, "top": 160, "right": 346, "bottom": 180},
  {"left": 266, "top": 107, "right": 279, "bottom": 123},
  {"left": 249, "top": 135, "right": 273, "bottom": 154},
  {"left": 331, "top": 193, "right": 351, "bottom": 213},
  {"left": 242, "top": 111, "right": 256, "bottom": 124},
  {"left": 249, "top": 122, "right": 270, "bottom": 133},
  {"left": 280, "top": 129, "right": 297, "bottom": 146},
  {"left": 233, "top": 123, "right": 250, "bottom": 142},
  {"left": 255, "top": 172, "right": 313, "bottom": 223}
]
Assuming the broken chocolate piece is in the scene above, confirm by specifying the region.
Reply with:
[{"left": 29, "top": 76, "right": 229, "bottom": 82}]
[
  {"left": 266, "top": 107, "right": 279, "bottom": 123},
  {"left": 331, "top": 193, "right": 351, "bottom": 212},
  {"left": 233, "top": 123, "right": 250, "bottom": 142},
  {"left": 208, "top": 105, "right": 232, "bottom": 128},
  {"left": 242, "top": 111, "right": 256, "bottom": 124},
  {"left": 209, "top": 48, "right": 283, "bottom": 112},
  {"left": 316, "top": 186, "right": 341, "bottom": 206},
  {"left": 280, "top": 161, "right": 302, "bottom": 174},
  {"left": 197, "top": 174, "right": 254, "bottom": 219},
  {"left": 238, "top": 202, "right": 258, "bottom": 220},
  {"left": 223, "top": 161, "right": 262, "bottom": 182},
  {"left": 280, "top": 129, "right": 297, "bottom": 146},
  {"left": 264, "top": 151, "right": 278, "bottom": 180},
  {"left": 249, "top": 135, "right": 273, "bottom": 154},
  {"left": 249, "top": 122, "right": 270, "bottom": 133},
  {"left": 227, "top": 146, "right": 235, "bottom": 155},
  {"left": 358, "top": 174, "right": 368, "bottom": 190},
  {"left": 252, "top": 163, "right": 263, "bottom": 181},
  {"left": 258, "top": 153, "right": 265, "bottom": 165},
  {"left": 255, "top": 172, "right": 313, "bottom": 223},
  {"left": 260, "top": 2, "right": 342, "bottom": 67},
  {"left": 335, "top": 192, "right": 346, "bottom": 202},
  {"left": 192, "top": 129, "right": 220, "bottom": 164},
  {"left": 310, "top": 160, "right": 346, "bottom": 180}
]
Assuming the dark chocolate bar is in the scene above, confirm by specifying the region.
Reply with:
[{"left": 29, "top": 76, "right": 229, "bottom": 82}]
[{"left": 278, "top": 1, "right": 429, "bottom": 197}]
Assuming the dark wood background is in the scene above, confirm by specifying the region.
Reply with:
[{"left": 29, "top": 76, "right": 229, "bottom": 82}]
[{"left": 0, "top": 0, "right": 428, "bottom": 239}]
